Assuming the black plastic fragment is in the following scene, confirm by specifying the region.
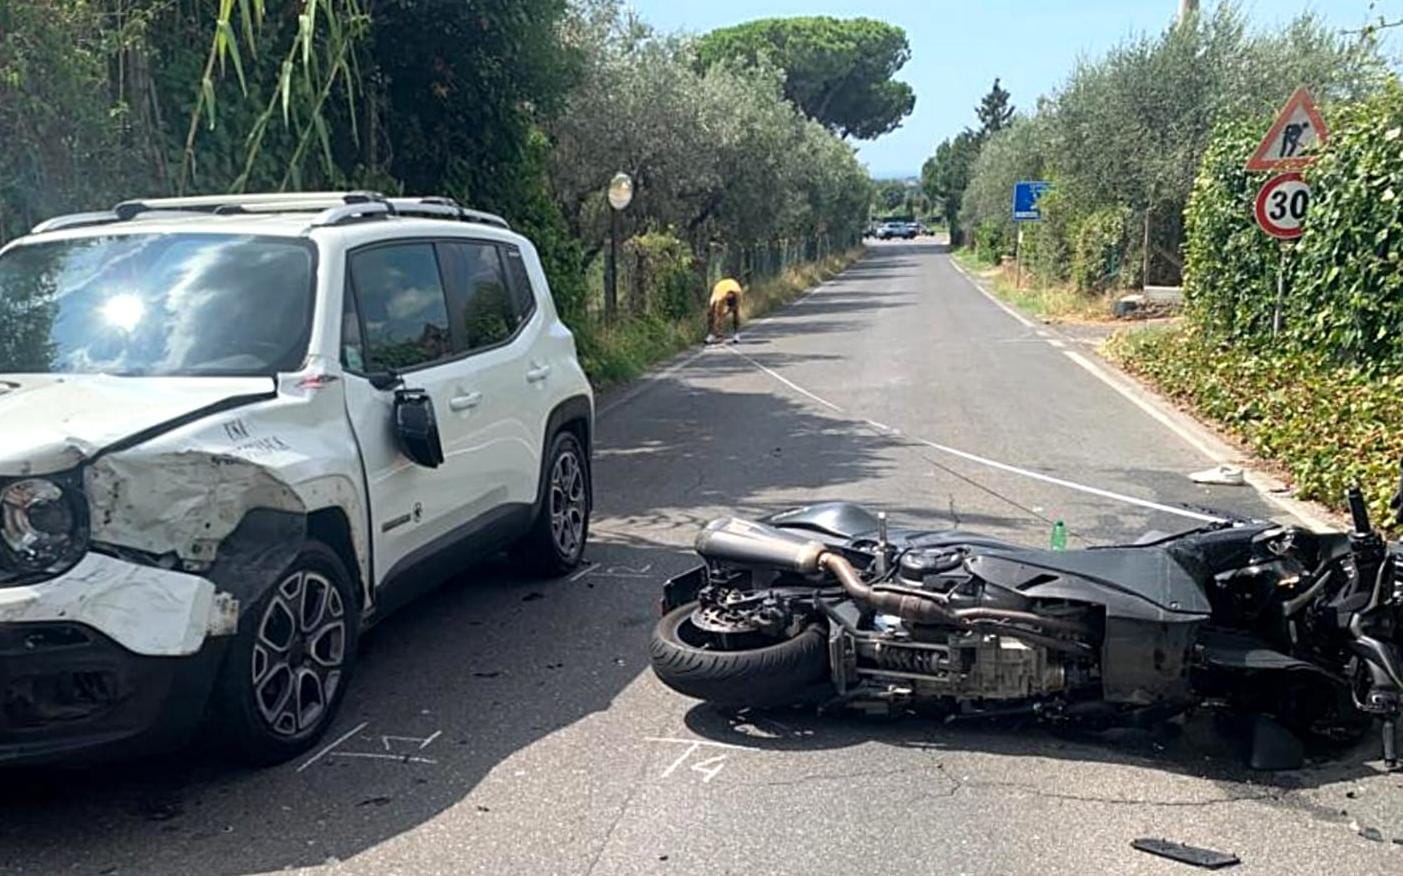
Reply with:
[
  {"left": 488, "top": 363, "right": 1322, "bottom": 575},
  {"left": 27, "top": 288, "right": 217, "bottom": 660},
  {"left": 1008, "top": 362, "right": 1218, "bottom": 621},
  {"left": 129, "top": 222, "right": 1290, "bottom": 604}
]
[{"left": 1132, "top": 838, "right": 1240, "bottom": 869}]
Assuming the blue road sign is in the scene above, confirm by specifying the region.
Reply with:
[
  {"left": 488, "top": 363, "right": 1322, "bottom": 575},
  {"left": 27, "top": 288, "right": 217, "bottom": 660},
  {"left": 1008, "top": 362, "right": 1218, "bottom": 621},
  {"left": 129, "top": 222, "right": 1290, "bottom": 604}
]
[{"left": 1012, "top": 180, "right": 1052, "bottom": 221}]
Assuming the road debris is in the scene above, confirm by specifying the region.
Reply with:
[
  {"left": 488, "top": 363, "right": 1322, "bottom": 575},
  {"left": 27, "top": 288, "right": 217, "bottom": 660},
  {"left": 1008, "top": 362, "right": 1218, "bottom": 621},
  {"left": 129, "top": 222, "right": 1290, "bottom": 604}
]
[
  {"left": 1131, "top": 838, "right": 1240, "bottom": 869},
  {"left": 1188, "top": 464, "right": 1246, "bottom": 486}
]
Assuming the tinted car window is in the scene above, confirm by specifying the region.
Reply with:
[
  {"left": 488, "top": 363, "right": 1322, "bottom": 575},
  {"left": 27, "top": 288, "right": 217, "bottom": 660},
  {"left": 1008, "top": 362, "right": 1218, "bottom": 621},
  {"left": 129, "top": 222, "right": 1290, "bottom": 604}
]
[
  {"left": 0, "top": 234, "right": 314, "bottom": 376},
  {"left": 348, "top": 243, "right": 452, "bottom": 371},
  {"left": 440, "top": 242, "right": 519, "bottom": 352},
  {"left": 502, "top": 246, "right": 538, "bottom": 324}
]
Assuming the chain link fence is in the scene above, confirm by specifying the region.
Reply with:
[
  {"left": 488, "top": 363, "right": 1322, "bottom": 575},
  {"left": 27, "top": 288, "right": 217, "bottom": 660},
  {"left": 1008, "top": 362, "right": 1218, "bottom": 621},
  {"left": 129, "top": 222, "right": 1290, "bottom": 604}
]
[{"left": 586, "top": 230, "right": 861, "bottom": 321}]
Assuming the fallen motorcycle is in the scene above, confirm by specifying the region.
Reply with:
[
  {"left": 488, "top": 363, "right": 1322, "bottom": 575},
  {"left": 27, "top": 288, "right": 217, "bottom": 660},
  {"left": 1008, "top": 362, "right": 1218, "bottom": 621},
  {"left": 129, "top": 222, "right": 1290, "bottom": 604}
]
[{"left": 649, "top": 479, "right": 1403, "bottom": 770}]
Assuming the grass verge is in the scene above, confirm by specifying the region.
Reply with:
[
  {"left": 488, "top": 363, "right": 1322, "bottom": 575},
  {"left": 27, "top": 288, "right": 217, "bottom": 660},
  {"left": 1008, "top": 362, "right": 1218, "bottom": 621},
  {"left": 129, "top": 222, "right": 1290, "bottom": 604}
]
[
  {"left": 951, "top": 249, "right": 1117, "bottom": 323},
  {"left": 1105, "top": 323, "right": 1403, "bottom": 531},
  {"left": 572, "top": 247, "right": 865, "bottom": 389}
]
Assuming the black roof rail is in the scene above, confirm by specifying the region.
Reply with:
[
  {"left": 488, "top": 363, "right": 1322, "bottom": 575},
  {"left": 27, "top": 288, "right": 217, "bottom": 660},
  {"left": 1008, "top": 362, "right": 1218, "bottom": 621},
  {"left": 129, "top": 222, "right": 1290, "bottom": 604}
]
[{"left": 31, "top": 192, "right": 510, "bottom": 235}]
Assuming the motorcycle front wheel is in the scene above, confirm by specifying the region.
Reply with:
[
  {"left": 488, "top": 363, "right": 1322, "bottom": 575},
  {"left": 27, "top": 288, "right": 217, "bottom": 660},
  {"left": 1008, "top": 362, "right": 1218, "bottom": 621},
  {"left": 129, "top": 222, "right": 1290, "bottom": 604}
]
[{"left": 648, "top": 603, "right": 831, "bottom": 707}]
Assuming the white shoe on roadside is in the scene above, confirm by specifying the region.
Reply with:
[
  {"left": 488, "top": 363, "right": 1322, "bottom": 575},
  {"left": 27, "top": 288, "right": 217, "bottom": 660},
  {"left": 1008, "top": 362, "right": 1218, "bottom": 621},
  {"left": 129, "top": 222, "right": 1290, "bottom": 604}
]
[{"left": 1189, "top": 464, "right": 1245, "bottom": 486}]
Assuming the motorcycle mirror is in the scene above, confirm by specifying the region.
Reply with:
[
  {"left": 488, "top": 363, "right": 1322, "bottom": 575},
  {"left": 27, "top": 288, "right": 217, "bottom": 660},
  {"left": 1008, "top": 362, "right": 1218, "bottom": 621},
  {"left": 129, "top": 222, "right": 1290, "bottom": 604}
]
[{"left": 1391, "top": 456, "right": 1403, "bottom": 529}]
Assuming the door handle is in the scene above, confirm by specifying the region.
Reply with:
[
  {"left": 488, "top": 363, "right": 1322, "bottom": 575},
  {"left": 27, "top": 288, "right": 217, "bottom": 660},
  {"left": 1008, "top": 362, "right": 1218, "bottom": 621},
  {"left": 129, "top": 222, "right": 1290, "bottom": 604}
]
[
  {"left": 449, "top": 391, "right": 482, "bottom": 412},
  {"left": 525, "top": 364, "right": 552, "bottom": 383}
]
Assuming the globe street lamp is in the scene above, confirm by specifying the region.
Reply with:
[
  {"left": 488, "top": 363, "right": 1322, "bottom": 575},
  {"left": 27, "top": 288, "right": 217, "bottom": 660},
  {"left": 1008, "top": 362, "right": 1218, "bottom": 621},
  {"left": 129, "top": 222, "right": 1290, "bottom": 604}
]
[{"left": 606, "top": 172, "right": 633, "bottom": 322}]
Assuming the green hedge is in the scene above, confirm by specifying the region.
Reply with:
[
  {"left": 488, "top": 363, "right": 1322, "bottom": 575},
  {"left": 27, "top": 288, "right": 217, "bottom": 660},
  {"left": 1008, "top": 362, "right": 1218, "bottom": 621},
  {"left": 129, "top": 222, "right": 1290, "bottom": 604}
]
[
  {"left": 1186, "top": 81, "right": 1403, "bottom": 369},
  {"left": 1107, "top": 324, "right": 1403, "bottom": 530}
]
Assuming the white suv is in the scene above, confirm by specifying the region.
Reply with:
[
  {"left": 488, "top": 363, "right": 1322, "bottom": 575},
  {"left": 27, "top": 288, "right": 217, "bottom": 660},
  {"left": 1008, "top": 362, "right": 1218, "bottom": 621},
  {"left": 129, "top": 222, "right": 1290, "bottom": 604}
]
[{"left": 0, "top": 193, "right": 593, "bottom": 765}]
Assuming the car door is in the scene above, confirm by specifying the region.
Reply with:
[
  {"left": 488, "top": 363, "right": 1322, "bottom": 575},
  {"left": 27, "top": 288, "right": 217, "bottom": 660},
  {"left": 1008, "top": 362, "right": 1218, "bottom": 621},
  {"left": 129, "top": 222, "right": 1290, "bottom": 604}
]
[
  {"left": 436, "top": 239, "right": 542, "bottom": 510},
  {"left": 340, "top": 241, "right": 495, "bottom": 587}
]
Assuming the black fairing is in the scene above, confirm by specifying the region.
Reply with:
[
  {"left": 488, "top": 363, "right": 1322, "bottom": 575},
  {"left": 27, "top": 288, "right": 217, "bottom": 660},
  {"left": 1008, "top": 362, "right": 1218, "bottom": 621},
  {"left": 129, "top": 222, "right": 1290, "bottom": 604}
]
[{"left": 764, "top": 502, "right": 882, "bottom": 541}]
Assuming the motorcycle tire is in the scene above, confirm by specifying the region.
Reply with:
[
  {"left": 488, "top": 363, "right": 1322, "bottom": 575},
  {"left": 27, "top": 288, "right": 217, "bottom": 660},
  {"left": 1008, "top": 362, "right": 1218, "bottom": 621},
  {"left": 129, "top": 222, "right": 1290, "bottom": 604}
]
[{"left": 649, "top": 603, "right": 830, "bottom": 707}]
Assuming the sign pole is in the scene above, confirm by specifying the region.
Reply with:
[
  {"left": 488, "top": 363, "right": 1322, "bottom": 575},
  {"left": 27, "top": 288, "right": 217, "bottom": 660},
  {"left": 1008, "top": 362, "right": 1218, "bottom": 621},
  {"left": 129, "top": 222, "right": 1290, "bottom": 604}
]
[
  {"left": 1015, "top": 226, "right": 1024, "bottom": 289},
  {"left": 1273, "top": 242, "right": 1291, "bottom": 336}
]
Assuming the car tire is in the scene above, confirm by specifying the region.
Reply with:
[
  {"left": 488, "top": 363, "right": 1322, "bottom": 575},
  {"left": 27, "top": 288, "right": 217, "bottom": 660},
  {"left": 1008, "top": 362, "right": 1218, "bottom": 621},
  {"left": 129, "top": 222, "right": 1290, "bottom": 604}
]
[
  {"left": 209, "top": 540, "right": 360, "bottom": 766},
  {"left": 513, "top": 431, "right": 590, "bottom": 577},
  {"left": 649, "top": 603, "right": 831, "bottom": 707}
]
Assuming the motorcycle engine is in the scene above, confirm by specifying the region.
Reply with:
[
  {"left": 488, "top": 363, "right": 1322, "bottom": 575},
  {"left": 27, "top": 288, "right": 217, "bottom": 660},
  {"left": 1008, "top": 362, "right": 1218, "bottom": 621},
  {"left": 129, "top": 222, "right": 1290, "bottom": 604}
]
[{"left": 848, "top": 546, "right": 1090, "bottom": 702}]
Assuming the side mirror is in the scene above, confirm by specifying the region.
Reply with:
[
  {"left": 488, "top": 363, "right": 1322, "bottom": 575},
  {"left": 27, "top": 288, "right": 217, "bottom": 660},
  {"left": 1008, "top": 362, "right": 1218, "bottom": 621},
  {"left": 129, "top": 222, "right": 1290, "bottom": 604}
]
[
  {"left": 394, "top": 388, "right": 444, "bottom": 468},
  {"left": 1392, "top": 456, "right": 1403, "bottom": 528}
]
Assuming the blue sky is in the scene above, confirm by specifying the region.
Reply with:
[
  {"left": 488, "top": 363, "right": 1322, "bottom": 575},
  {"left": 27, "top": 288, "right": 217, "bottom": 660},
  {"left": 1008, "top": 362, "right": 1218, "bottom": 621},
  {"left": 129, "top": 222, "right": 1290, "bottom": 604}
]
[{"left": 629, "top": 0, "right": 1399, "bottom": 178}]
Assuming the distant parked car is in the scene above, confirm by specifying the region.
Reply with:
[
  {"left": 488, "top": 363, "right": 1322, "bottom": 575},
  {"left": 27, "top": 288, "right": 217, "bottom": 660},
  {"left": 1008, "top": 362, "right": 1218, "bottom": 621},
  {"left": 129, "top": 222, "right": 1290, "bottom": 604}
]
[
  {"left": 905, "top": 222, "right": 923, "bottom": 238},
  {"left": 875, "top": 221, "right": 914, "bottom": 240}
]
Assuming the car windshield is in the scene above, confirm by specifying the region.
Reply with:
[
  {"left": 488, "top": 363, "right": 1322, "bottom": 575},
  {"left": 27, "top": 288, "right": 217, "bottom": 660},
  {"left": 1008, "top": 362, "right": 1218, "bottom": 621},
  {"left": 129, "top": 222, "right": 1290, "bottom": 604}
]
[{"left": 0, "top": 233, "right": 315, "bottom": 376}]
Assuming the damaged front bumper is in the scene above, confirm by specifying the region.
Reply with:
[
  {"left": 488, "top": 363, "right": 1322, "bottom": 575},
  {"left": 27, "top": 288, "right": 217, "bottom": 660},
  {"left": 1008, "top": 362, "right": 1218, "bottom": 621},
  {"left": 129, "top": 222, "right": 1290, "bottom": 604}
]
[{"left": 0, "top": 552, "right": 236, "bottom": 766}]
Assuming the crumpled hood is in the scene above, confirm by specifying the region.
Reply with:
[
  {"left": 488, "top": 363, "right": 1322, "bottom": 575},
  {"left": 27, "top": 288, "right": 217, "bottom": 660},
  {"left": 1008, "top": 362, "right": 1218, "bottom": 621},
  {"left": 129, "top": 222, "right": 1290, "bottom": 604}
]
[{"left": 0, "top": 374, "right": 276, "bottom": 476}]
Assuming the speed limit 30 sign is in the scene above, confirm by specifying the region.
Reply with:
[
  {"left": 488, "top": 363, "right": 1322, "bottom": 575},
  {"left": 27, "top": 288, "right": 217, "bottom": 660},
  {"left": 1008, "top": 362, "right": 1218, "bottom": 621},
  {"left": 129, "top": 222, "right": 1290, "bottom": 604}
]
[{"left": 1254, "top": 172, "right": 1310, "bottom": 240}]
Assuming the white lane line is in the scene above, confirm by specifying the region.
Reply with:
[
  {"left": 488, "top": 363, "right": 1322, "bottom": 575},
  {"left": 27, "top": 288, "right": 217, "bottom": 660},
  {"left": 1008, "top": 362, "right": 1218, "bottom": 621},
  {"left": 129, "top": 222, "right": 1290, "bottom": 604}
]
[
  {"left": 947, "top": 257, "right": 1034, "bottom": 328},
  {"left": 596, "top": 346, "right": 709, "bottom": 420},
  {"left": 724, "top": 337, "right": 1225, "bottom": 524},
  {"left": 297, "top": 720, "right": 369, "bottom": 773},
  {"left": 596, "top": 265, "right": 849, "bottom": 421},
  {"left": 1047, "top": 339, "right": 1066, "bottom": 349},
  {"left": 723, "top": 344, "right": 845, "bottom": 412},
  {"left": 1061, "top": 349, "right": 1335, "bottom": 532},
  {"left": 902, "top": 433, "right": 1225, "bottom": 524}
]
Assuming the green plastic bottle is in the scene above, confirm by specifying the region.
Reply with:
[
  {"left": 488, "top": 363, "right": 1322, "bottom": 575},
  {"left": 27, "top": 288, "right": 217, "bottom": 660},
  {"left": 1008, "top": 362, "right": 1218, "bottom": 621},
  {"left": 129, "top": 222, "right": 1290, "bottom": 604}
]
[{"left": 1050, "top": 519, "right": 1067, "bottom": 552}]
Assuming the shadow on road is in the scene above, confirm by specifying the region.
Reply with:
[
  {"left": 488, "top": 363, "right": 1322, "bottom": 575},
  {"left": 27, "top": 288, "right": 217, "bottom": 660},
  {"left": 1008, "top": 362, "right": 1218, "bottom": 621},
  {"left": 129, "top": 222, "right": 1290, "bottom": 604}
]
[
  {"left": 0, "top": 540, "right": 680, "bottom": 875},
  {"left": 680, "top": 702, "right": 1380, "bottom": 794},
  {"left": 0, "top": 361, "right": 946, "bottom": 874}
]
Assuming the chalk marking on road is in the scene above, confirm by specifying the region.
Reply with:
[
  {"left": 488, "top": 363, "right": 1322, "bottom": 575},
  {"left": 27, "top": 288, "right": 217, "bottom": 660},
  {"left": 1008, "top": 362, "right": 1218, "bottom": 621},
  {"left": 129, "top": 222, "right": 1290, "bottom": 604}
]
[
  {"left": 647, "top": 737, "right": 753, "bottom": 784},
  {"left": 297, "top": 720, "right": 369, "bottom": 773},
  {"left": 723, "top": 344, "right": 845, "bottom": 412},
  {"left": 643, "top": 736, "right": 755, "bottom": 751},
  {"left": 947, "top": 257, "right": 1035, "bottom": 328},
  {"left": 568, "top": 562, "right": 597, "bottom": 582},
  {"left": 329, "top": 752, "right": 439, "bottom": 765}
]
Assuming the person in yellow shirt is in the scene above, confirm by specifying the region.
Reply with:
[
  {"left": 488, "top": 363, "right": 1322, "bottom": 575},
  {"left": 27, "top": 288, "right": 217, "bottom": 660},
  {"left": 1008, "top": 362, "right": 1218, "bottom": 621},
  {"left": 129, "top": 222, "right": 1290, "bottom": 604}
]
[{"left": 706, "top": 277, "right": 743, "bottom": 344}]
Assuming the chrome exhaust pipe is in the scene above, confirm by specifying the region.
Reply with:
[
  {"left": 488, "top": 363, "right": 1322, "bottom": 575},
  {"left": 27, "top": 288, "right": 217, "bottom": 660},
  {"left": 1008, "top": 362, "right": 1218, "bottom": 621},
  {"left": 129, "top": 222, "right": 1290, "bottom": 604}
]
[{"left": 694, "top": 518, "right": 828, "bottom": 573}]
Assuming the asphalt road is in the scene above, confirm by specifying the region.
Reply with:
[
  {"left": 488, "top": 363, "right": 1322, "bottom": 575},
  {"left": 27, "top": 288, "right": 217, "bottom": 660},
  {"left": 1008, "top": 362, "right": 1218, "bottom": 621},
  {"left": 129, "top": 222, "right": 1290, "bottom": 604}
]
[{"left": 4, "top": 240, "right": 1402, "bottom": 875}]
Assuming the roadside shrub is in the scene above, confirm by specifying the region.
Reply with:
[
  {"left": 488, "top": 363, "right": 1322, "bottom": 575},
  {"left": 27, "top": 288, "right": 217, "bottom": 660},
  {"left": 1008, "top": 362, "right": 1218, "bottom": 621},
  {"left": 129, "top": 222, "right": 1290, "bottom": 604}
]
[
  {"left": 1020, "top": 187, "right": 1073, "bottom": 284},
  {"left": 1071, "top": 206, "right": 1130, "bottom": 293},
  {"left": 973, "top": 221, "right": 1008, "bottom": 264},
  {"left": 626, "top": 231, "right": 695, "bottom": 320},
  {"left": 1107, "top": 324, "right": 1403, "bottom": 532},
  {"left": 1289, "top": 80, "right": 1403, "bottom": 371},
  {"left": 1186, "top": 83, "right": 1403, "bottom": 370},
  {"left": 1182, "top": 116, "right": 1288, "bottom": 342}
]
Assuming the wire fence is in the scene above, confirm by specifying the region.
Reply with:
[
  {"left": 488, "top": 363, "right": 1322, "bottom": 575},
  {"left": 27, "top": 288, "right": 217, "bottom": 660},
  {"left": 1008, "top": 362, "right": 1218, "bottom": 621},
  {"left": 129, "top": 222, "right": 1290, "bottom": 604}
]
[{"left": 585, "top": 230, "right": 861, "bottom": 321}]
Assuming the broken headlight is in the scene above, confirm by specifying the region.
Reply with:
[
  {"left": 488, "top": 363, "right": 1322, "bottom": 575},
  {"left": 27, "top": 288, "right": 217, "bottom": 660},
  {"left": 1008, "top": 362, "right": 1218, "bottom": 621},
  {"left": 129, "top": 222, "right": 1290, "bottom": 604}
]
[{"left": 0, "top": 477, "right": 90, "bottom": 581}]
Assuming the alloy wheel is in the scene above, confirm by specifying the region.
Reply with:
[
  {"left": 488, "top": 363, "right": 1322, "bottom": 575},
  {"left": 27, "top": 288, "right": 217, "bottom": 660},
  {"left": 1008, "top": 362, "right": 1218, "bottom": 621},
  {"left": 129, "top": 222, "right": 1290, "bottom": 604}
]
[
  {"left": 549, "top": 448, "right": 587, "bottom": 558},
  {"left": 251, "top": 570, "right": 346, "bottom": 737}
]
